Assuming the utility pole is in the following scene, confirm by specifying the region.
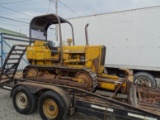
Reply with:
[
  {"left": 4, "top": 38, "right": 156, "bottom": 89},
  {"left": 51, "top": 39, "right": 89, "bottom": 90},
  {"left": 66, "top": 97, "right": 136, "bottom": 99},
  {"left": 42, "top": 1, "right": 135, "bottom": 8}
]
[
  {"left": 55, "top": 0, "right": 58, "bottom": 42},
  {"left": 50, "top": 0, "right": 58, "bottom": 41},
  {"left": 55, "top": 0, "right": 58, "bottom": 15}
]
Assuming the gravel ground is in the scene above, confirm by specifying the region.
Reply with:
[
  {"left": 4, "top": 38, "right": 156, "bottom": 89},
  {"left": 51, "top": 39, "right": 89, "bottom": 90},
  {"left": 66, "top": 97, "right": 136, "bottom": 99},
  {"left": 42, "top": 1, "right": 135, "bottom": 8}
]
[{"left": 0, "top": 89, "right": 101, "bottom": 120}]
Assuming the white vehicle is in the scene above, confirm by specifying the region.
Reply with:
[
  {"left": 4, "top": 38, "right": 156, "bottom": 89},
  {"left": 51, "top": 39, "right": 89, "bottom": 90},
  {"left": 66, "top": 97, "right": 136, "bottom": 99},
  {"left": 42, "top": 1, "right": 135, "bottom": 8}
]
[{"left": 61, "top": 5, "right": 160, "bottom": 87}]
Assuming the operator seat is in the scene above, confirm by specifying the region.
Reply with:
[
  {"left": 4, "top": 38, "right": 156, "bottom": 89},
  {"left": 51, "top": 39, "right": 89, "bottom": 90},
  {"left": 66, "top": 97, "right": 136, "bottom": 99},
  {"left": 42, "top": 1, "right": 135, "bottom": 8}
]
[{"left": 48, "top": 41, "right": 58, "bottom": 56}]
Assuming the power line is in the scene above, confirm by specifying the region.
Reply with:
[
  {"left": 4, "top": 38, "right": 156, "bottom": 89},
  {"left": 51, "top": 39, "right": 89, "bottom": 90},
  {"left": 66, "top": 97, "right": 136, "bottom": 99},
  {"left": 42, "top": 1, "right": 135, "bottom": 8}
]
[
  {"left": 0, "top": 1, "right": 79, "bottom": 18},
  {"left": 0, "top": 16, "right": 29, "bottom": 24},
  {"left": 0, "top": 0, "right": 34, "bottom": 5},
  {"left": 0, "top": 3, "right": 78, "bottom": 29},
  {"left": 0, "top": 22, "right": 29, "bottom": 26},
  {"left": 0, "top": 5, "right": 58, "bottom": 26},
  {"left": 13, "top": 17, "right": 31, "bottom": 20},
  {"left": 0, "top": 6, "right": 32, "bottom": 17},
  {"left": 59, "top": 0, "right": 79, "bottom": 16}
]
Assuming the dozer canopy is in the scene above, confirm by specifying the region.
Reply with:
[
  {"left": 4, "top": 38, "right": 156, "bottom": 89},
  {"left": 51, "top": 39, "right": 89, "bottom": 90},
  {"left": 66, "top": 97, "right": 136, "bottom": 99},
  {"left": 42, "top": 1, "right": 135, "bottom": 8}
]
[{"left": 29, "top": 14, "right": 75, "bottom": 45}]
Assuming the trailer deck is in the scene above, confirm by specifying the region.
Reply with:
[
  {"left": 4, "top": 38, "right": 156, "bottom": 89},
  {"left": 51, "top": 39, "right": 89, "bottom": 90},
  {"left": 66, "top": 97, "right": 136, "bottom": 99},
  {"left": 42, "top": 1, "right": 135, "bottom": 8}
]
[{"left": 0, "top": 77, "right": 159, "bottom": 120}]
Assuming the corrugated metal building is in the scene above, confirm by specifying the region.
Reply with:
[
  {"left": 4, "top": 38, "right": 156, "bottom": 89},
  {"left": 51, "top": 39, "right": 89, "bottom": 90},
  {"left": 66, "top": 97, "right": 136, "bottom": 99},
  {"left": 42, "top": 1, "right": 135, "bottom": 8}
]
[
  {"left": 0, "top": 27, "right": 27, "bottom": 37},
  {"left": 0, "top": 27, "right": 29, "bottom": 70}
]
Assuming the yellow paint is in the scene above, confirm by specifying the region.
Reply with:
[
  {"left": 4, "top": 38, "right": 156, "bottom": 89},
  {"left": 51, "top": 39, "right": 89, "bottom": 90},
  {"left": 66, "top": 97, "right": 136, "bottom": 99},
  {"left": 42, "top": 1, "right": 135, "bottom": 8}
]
[
  {"left": 43, "top": 99, "right": 58, "bottom": 119},
  {"left": 100, "top": 73, "right": 119, "bottom": 80},
  {"left": 63, "top": 46, "right": 85, "bottom": 53},
  {"left": 27, "top": 41, "right": 60, "bottom": 66},
  {"left": 98, "top": 82, "right": 115, "bottom": 90},
  {"left": 27, "top": 41, "right": 105, "bottom": 73}
]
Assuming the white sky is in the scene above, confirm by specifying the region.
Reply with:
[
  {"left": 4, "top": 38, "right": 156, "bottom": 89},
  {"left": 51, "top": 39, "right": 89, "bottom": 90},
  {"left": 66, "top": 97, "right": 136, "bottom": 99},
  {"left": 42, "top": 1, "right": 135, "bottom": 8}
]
[{"left": 0, "top": 0, "right": 160, "bottom": 36}]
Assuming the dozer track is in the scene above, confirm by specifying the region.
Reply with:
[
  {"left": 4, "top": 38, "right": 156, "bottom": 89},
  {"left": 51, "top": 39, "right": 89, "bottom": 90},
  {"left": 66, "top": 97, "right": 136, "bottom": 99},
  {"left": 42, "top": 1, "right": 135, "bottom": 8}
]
[{"left": 23, "top": 65, "right": 98, "bottom": 91}]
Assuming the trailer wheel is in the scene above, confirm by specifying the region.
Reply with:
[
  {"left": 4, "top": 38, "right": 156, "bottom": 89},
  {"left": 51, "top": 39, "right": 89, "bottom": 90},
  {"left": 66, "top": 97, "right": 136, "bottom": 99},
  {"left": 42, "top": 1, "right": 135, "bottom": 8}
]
[
  {"left": 12, "top": 86, "right": 36, "bottom": 114},
  {"left": 134, "top": 72, "right": 157, "bottom": 87},
  {"left": 38, "top": 91, "right": 67, "bottom": 120}
]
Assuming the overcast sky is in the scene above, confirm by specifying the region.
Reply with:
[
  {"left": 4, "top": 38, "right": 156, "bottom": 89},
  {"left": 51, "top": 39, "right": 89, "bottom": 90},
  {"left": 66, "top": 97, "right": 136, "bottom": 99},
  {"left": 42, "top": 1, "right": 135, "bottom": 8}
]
[{"left": 0, "top": 0, "right": 160, "bottom": 35}]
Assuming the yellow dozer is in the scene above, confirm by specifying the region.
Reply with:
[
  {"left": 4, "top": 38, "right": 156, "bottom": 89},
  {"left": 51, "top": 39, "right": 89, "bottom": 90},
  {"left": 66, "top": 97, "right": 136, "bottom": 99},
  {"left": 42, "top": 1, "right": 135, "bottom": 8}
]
[{"left": 24, "top": 14, "right": 130, "bottom": 93}]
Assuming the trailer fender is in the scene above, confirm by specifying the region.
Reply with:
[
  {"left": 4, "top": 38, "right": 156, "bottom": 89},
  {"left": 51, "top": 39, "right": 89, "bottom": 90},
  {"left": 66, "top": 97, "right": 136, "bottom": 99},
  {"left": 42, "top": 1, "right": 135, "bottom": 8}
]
[{"left": 11, "top": 82, "right": 71, "bottom": 111}]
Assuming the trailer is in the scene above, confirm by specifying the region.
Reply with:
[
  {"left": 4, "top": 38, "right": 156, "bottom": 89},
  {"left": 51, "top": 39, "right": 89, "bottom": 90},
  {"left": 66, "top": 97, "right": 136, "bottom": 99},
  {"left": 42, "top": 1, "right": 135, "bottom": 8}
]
[
  {"left": 0, "top": 13, "right": 160, "bottom": 120},
  {"left": 0, "top": 45, "right": 159, "bottom": 120},
  {"left": 61, "top": 5, "right": 160, "bottom": 87}
]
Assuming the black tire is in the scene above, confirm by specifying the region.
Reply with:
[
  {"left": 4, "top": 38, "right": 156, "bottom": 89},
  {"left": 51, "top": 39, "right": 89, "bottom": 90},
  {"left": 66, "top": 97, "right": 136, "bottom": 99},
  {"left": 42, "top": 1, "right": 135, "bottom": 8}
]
[
  {"left": 38, "top": 91, "right": 67, "bottom": 120},
  {"left": 12, "top": 86, "right": 37, "bottom": 115},
  {"left": 134, "top": 72, "right": 157, "bottom": 87}
]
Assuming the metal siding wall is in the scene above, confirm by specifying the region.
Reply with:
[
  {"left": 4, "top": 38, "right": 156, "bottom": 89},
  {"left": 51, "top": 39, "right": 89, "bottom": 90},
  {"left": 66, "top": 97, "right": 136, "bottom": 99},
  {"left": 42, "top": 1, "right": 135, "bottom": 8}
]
[{"left": 1, "top": 33, "right": 29, "bottom": 70}]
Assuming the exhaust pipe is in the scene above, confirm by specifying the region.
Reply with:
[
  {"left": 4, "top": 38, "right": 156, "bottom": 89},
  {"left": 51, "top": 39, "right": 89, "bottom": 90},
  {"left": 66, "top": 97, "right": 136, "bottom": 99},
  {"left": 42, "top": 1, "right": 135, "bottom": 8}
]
[{"left": 85, "top": 23, "right": 89, "bottom": 45}]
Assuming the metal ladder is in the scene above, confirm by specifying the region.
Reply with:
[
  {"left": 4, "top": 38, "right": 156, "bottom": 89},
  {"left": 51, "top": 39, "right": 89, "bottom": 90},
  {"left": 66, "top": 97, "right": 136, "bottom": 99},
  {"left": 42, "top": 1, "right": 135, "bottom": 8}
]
[{"left": 0, "top": 45, "right": 27, "bottom": 84}]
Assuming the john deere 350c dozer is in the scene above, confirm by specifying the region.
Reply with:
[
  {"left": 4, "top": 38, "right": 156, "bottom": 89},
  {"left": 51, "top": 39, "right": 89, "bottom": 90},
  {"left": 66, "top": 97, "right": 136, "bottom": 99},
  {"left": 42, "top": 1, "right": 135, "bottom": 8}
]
[{"left": 24, "top": 14, "right": 129, "bottom": 93}]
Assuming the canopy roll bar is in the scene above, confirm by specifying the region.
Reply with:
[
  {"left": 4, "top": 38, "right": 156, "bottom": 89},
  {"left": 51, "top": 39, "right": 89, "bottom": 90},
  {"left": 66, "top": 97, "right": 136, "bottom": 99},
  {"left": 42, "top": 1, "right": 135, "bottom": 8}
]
[{"left": 29, "top": 14, "right": 75, "bottom": 64}]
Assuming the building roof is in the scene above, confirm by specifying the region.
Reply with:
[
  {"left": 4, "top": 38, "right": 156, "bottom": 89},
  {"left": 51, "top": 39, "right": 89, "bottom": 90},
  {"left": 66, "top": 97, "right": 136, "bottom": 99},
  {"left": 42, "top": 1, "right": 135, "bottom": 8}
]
[{"left": 0, "top": 27, "right": 27, "bottom": 37}]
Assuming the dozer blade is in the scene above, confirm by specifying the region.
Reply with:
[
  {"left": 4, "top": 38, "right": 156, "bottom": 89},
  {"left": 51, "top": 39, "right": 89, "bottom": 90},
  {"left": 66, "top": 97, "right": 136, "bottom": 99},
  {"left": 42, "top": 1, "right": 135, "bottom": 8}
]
[{"left": 127, "top": 81, "right": 160, "bottom": 116}]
